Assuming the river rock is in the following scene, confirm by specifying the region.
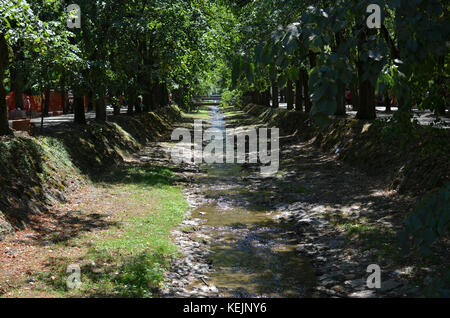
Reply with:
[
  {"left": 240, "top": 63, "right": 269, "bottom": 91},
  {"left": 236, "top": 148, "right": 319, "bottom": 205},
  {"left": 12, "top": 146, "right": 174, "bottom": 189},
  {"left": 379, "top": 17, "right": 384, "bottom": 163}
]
[
  {"left": 349, "top": 290, "right": 377, "bottom": 298},
  {"left": 380, "top": 279, "right": 402, "bottom": 292}
]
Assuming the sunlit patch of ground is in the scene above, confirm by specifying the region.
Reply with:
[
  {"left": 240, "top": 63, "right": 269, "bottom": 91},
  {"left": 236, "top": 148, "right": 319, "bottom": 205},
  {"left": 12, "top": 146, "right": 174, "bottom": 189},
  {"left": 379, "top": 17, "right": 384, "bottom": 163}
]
[
  {"left": 0, "top": 164, "right": 188, "bottom": 298},
  {"left": 182, "top": 105, "right": 212, "bottom": 120}
]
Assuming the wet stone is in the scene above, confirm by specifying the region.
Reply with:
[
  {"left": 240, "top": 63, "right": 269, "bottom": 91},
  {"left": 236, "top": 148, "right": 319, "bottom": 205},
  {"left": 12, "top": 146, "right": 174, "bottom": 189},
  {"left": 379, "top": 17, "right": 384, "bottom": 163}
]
[
  {"left": 349, "top": 290, "right": 377, "bottom": 298},
  {"left": 380, "top": 280, "right": 402, "bottom": 292},
  {"left": 157, "top": 105, "right": 422, "bottom": 298}
]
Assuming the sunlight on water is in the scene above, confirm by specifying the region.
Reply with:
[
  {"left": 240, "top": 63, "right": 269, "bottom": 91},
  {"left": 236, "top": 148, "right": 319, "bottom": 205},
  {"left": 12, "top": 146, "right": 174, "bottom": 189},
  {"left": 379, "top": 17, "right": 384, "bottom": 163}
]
[{"left": 188, "top": 106, "right": 315, "bottom": 297}]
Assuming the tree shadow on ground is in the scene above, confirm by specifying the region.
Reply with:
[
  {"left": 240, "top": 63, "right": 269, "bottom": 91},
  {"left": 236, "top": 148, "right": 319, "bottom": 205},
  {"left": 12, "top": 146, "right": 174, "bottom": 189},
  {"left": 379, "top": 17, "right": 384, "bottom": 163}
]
[
  {"left": 7, "top": 210, "right": 119, "bottom": 246},
  {"left": 94, "top": 164, "right": 175, "bottom": 187}
]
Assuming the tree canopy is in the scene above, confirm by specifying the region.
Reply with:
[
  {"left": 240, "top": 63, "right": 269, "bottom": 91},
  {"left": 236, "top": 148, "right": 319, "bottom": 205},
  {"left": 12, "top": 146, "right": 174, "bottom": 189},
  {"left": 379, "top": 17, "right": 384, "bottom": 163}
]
[
  {"left": 225, "top": 0, "right": 449, "bottom": 125},
  {"left": 0, "top": 0, "right": 231, "bottom": 133},
  {"left": 0, "top": 0, "right": 448, "bottom": 134}
]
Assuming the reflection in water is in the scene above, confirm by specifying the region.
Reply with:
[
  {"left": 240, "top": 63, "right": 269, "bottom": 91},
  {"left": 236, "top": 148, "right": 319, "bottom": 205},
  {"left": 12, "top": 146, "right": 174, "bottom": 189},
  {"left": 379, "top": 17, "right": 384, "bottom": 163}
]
[{"left": 192, "top": 204, "right": 315, "bottom": 297}]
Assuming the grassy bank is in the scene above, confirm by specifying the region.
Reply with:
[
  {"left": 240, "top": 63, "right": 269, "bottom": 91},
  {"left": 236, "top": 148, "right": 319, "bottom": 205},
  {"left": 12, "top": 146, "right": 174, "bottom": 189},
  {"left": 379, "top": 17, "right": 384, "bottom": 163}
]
[
  {"left": 4, "top": 165, "right": 188, "bottom": 297},
  {"left": 0, "top": 106, "right": 181, "bottom": 233},
  {"left": 237, "top": 103, "right": 450, "bottom": 196},
  {"left": 0, "top": 106, "right": 193, "bottom": 297}
]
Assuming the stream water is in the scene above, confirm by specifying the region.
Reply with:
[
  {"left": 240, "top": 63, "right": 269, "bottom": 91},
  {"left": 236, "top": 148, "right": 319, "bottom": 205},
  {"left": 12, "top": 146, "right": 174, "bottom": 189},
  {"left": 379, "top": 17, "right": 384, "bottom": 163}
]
[{"left": 186, "top": 106, "right": 315, "bottom": 297}]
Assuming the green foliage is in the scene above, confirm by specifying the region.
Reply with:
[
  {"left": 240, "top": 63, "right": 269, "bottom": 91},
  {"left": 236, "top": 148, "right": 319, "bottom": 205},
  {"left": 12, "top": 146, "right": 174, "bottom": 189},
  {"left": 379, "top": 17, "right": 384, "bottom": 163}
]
[
  {"left": 112, "top": 252, "right": 166, "bottom": 297},
  {"left": 225, "top": 0, "right": 449, "bottom": 124},
  {"left": 380, "top": 109, "right": 417, "bottom": 147},
  {"left": 1, "top": 0, "right": 53, "bottom": 49},
  {"left": 399, "top": 183, "right": 450, "bottom": 257},
  {"left": 221, "top": 89, "right": 241, "bottom": 107},
  {"left": 424, "top": 270, "right": 450, "bottom": 298},
  {"left": 308, "top": 61, "right": 339, "bottom": 128},
  {"left": 0, "top": 0, "right": 232, "bottom": 131}
]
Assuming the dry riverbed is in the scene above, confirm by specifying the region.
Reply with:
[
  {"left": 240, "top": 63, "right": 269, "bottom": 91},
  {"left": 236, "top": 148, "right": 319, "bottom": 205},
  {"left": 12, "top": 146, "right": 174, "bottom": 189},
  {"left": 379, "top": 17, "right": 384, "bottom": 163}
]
[{"left": 160, "top": 105, "right": 441, "bottom": 298}]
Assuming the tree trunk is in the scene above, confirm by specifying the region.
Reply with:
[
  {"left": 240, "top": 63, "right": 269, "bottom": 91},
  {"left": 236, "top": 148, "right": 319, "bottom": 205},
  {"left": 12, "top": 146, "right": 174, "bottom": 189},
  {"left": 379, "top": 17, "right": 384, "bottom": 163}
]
[
  {"left": 61, "top": 91, "right": 67, "bottom": 114},
  {"left": 11, "top": 68, "right": 24, "bottom": 110},
  {"left": 355, "top": 32, "right": 375, "bottom": 119},
  {"left": 309, "top": 52, "right": 317, "bottom": 68},
  {"left": 0, "top": 80, "right": 8, "bottom": 135},
  {"left": 60, "top": 79, "right": 67, "bottom": 114},
  {"left": 286, "top": 80, "right": 294, "bottom": 110},
  {"left": 335, "top": 82, "right": 346, "bottom": 116},
  {"left": 87, "top": 91, "right": 94, "bottom": 112},
  {"left": 127, "top": 98, "right": 134, "bottom": 115},
  {"left": 264, "top": 88, "right": 271, "bottom": 107},
  {"left": 257, "top": 90, "right": 266, "bottom": 106},
  {"left": 384, "top": 90, "right": 391, "bottom": 112},
  {"left": 143, "top": 90, "right": 151, "bottom": 112},
  {"left": 356, "top": 76, "right": 376, "bottom": 120},
  {"left": 149, "top": 83, "right": 160, "bottom": 111},
  {"left": 113, "top": 93, "right": 121, "bottom": 116},
  {"left": 351, "top": 84, "right": 359, "bottom": 111},
  {"left": 43, "top": 88, "right": 50, "bottom": 117},
  {"left": 11, "top": 42, "right": 25, "bottom": 111},
  {"left": 436, "top": 56, "right": 446, "bottom": 116},
  {"left": 305, "top": 53, "right": 317, "bottom": 115},
  {"left": 295, "top": 78, "right": 303, "bottom": 112},
  {"left": 333, "top": 31, "right": 346, "bottom": 117},
  {"left": 126, "top": 88, "right": 135, "bottom": 115},
  {"left": 156, "top": 83, "right": 163, "bottom": 108},
  {"left": 258, "top": 91, "right": 264, "bottom": 105},
  {"left": 74, "top": 91, "right": 86, "bottom": 125},
  {"left": 279, "top": 87, "right": 285, "bottom": 103},
  {"left": 0, "top": 33, "right": 11, "bottom": 136},
  {"left": 302, "top": 69, "right": 311, "bottom": 114},
  {"left": 40, "top": 92, "right": 44, "bottom": 131},
  {"left": 161, "top": 82, "right": 169, "bottom": 107},
  {"left": 271, "top": 80, "right": 279, "bottom": 108},
  {"left": 356, "top": 27, "right": 376, "bottom": 120},
  {"left": 95, "top": 93, "right": 107, "bottom": 122}
]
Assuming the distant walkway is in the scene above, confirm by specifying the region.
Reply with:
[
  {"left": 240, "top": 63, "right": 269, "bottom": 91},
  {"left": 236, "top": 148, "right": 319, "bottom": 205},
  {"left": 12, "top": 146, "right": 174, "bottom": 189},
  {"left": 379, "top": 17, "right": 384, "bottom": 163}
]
[
  {"left": 8, "top": 106, "right": 128, "bottom": 129},
  {"left": 192, "top": 95, "right": 222, "bottom": 107}
]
